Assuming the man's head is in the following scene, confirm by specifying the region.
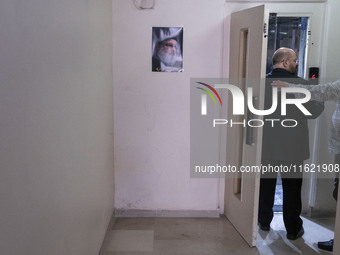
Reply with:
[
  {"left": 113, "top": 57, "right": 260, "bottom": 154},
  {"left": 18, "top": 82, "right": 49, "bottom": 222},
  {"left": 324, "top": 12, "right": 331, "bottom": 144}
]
[
  {"left": 272, "top": 47, "right": 299, "bottom": 74},
  {"left": 156, "top": 38, "right": 178, "bottom": 66}
]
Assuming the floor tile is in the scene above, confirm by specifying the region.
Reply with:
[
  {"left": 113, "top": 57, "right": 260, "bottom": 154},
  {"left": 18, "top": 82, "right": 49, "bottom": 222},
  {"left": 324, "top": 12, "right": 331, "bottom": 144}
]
[
  {"left": 105, "top": 230, "right": 154, "bottom": 252},
  {"left": 257, "top": 214, "right": 334, "bottom": 255},
  {"left": 103, "top": 213, "right": 335, "bottom": 255},
  {"left": 113, "top": 218, "right": 156, "bottom": 230}
]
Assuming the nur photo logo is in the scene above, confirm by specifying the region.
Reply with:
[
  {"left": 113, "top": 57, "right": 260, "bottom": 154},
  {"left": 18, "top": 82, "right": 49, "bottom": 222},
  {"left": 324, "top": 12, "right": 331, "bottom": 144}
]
[
  {"left": 196, "top": 81, "right": 312, "bottom": 117},
  {"left": 196, "top": 82, "right": 222, "bottom": 115}
]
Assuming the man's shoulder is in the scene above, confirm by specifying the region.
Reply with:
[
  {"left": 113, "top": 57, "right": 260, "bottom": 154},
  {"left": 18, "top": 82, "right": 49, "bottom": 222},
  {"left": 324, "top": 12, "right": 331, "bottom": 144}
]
[
  {"left": 266, "top": 68, "right": 288, "bottom": 78},
  {"left": 266, "top": 69, "right": 308, "bottom": 84},
  {"left": 289, "top": 76, "right": 308, "bottom": 85}
]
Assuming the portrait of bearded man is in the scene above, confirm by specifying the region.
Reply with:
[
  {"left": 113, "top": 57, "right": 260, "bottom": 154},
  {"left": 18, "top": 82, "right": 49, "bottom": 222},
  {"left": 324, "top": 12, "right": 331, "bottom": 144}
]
[{"left": 152, "top": 27, "right": 183, "bottom": 72}]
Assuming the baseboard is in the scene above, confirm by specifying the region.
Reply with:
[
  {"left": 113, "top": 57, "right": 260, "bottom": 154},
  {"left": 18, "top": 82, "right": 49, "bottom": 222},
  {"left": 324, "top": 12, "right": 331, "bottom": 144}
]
[
  {"left": 98, "top": 209, "right": 116, "bottom": 255},
  {"left": 115, "top": 209, "right": 220, "bottom": 218}
]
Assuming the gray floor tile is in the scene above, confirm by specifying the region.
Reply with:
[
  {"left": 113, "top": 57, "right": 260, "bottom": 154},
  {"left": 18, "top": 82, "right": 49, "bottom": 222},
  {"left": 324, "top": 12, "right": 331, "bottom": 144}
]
[{"left": 102, "top": 214, "right": 335, "bottom": 255}]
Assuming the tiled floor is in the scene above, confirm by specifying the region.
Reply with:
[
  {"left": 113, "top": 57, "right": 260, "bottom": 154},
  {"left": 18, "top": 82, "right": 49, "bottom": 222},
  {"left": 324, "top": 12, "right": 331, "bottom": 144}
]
[
  {"left": 273, "top": 183, "right": 283, "bottom": 212},
  {"left": 102, "top": 213, "right": 335, "bottom": 255}
]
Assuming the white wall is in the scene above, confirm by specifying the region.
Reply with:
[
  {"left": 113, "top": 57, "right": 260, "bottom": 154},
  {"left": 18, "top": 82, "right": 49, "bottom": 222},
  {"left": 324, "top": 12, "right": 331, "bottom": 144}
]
[
  {"left": 113, "top": 0, "right": 225, "bottom": 213},
  {"left": 0, "top": 1, "right": 114, "bottom": 254},
  {"left": 112, "top": 0, "right": 340, "bottom": 216}
]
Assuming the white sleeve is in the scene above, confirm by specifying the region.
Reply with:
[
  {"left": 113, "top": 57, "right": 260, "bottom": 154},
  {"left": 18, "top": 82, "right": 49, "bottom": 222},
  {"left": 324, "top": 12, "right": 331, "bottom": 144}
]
[{"left": 290, "top": 79, "right": 340, "bottom": 101}]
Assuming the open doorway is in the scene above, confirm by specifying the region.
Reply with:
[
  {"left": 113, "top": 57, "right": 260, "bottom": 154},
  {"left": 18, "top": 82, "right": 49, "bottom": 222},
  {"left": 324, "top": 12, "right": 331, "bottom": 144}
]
[
  {"left": 223, "top": 2, "right": 334, "bottom": 251},
  {"left": 267, "top": 14, "right": 310, "bottom": 78},
  {"left": 266, "top": 14, "right": 310, "bottom": 213}
]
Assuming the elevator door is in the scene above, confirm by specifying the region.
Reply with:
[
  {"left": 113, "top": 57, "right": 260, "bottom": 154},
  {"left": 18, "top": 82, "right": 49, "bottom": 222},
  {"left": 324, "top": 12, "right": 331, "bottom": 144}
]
[{"left": 267, "top": 15, "right": 310, "bottom": 212}]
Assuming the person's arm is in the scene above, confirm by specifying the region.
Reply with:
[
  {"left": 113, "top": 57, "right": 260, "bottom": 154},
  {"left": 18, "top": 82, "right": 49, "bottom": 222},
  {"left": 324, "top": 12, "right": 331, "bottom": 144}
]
[
  {"left": 303, "top": 100, "right": 324, "bottom": 119},
  {"left": 272, "top": 79, "right": 340, "bottom": 101}
]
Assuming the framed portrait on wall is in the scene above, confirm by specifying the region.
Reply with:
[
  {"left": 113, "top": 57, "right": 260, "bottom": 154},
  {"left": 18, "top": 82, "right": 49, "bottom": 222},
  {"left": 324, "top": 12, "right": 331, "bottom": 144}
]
[{"left": 152, "top": 27, "right": 183, "bottom": 72}]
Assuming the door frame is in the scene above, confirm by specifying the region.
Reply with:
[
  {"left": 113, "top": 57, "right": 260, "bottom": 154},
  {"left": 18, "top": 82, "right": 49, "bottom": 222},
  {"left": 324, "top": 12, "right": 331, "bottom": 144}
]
[{"left": 221, "top": 0, "right": 328, "bottom": 216}]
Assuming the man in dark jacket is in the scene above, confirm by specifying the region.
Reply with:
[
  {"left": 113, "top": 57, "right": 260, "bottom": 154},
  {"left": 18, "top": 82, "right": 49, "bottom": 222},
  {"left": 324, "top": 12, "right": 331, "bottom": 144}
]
[{"left": 258, "top": 48, "right": 324, "bottom": 240}]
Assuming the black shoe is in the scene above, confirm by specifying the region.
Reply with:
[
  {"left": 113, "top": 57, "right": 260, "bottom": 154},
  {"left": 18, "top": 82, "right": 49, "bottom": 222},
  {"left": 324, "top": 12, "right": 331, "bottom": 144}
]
[
  {"left": 286, "top": 227, "right": 304, "bottom": 240},
  {"left": 318, "top": 239, "right": 334, "bottom": 252},
  {"left": 258, "top": 222, "right": 270, "bottom": 231}
]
